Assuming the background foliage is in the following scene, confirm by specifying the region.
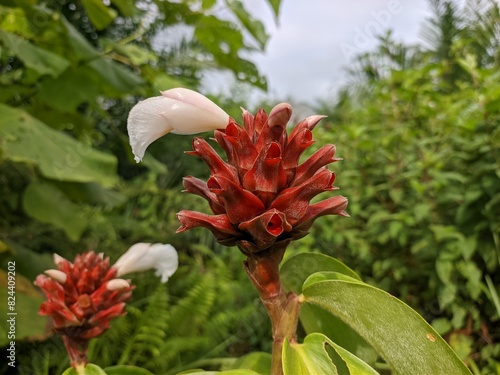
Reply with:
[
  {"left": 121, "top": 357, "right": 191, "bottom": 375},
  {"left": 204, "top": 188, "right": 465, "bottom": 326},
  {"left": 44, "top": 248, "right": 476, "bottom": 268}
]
[{"left": 0, "top": 0, "right": 498, "bottom": 374}]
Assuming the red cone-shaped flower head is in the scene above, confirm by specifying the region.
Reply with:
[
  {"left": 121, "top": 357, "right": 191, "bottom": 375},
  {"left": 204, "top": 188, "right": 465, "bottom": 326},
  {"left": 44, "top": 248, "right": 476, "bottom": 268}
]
[
  {"left": 34, "top": 251, "right": 134, "bottom": 368},
  {"left": 177, "top": 103, "right": 348, "bottom": 255}
]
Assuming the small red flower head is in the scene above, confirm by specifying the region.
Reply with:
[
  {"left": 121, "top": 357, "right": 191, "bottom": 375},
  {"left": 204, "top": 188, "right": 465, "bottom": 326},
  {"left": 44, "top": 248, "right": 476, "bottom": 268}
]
[
  {"left": 34, "top": 252, "right": 134, "bottom": 368},
  {"left": 176, "top": 103, "right": 348, "bottom": 255}
]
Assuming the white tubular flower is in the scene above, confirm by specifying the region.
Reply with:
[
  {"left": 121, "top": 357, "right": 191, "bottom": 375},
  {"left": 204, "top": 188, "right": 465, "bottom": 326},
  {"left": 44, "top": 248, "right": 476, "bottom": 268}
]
[
  {"left": 127, "top": 88, "right": 230, "bottom": 162},
  {"left": 114, "top": 243, "right": 179, "bottom": 283}
]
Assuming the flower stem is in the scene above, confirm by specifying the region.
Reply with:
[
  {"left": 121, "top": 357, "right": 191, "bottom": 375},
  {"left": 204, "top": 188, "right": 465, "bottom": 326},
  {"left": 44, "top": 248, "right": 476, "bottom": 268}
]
[{"left": 244, "top": 247, "right": 301, "bottom": 375}]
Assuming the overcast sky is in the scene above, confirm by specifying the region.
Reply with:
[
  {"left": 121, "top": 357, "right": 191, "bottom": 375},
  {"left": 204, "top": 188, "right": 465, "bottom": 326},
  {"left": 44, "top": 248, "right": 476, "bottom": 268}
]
[{"left": 203, "top": 0, "right": 434, "bottom": 106}]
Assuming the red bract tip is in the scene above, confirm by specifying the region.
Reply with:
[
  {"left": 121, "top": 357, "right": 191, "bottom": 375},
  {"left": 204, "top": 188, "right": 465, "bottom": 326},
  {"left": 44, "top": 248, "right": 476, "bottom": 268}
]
[
  {"left": 177, "top": 103, "right": 348, "bottom": 255},
  {"left": 34, "top": 251, "right": 134, "bottom": 368}
]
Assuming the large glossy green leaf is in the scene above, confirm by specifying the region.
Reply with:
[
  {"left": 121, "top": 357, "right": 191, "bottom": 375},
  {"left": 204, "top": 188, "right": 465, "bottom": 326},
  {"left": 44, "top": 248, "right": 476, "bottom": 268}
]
[
  {"left": 303, "top": 280, "right": 472, "bottom": 374},
  {"left": 0, "top": 104, "right": 118, "bottom": 186},
  {"left": 0, "top": 30, "right": 70, "bottom": 77},
  {"left": 22, "top": 182, "right": 88, "bottom": 241},
  {"left": 281, "top": 254, "right": 376, "bottom": 363},
  {"left": 280, "top": 252, "right": 360, "bottom": 294}
]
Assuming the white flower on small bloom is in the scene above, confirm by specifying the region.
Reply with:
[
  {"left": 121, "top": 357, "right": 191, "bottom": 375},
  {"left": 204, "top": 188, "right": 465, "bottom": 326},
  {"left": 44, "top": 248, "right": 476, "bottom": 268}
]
[
  {"left": 127, "top": 87, "right": 230, "bottom": 163},
  {"left": 114, "top": 243, "right": 179, "bottom": 283}
]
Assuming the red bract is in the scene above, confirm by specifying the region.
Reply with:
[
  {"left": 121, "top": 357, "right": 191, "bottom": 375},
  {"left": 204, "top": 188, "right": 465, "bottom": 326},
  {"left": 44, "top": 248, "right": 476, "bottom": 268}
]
[
  {"left": 34, "top": 252, "right": 134, "bottom": 368},
  {"left": 177, "top": 103, "right": 348, "bottom": 255}
]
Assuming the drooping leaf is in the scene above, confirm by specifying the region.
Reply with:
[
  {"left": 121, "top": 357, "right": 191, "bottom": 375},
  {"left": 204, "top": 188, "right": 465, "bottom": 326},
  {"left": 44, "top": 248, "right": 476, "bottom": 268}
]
[
  {"left": 267, "top": 0, "right": 281, "bottom": 20},
  {"left": 303, "top": 279, "right": 472, "bottom": 374},
  {"left": 89, "top": 58, "right": 143, "bottom": 93},
  {"left": 0, "top": 30, "right": 70, "bottom": 77},
  {"left": 22, "top": 181, "right": 88, "bottom": 241},
  {"left": 61, "top": 16, "right": 100, "bottom": 61},
  {"left": 1, "top": 240, "right": 54, "bottom": 280},
  {"left": 0, "top": 104, "right": 118, "bottom": 186},
  {"left": 225, "top": 0, "right": 269, "bottom": 49},
  {"left": 0, "top": 270, "right": 50, "bottom": 346},
  {"left": 280, "top": 252, "right": 360, "bottom": 294},
  {"left": 39, "top": 66, "right": 101, "bottom": 112},
  {"left": 81, "top": 0, "right": 117, "bottom": 30},
  {"left": 109, "top": 0, "right": 136, "bottom": 17}
]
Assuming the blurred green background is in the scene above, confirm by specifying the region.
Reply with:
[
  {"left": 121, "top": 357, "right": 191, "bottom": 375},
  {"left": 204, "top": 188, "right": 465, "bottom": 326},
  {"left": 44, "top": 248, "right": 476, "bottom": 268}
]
[{"left": 0, "top": 0, "right": 498, "bottom": 374}]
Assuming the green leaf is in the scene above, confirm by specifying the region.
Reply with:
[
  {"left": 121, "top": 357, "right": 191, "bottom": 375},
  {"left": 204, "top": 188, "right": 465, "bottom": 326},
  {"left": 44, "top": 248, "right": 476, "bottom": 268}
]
[
  {"left": 103, "top": 365, "right": 154, "bottom": 375},
  {"left": 53, "top": 181, "right": 126, "bottom": 208},
  {"left": 2, "top": 240, "right": 54, "bottom": 280},
  {"left": 89, "top": 58, "right": 143, "bottom": 93},
  {"left": 22, "top": 181, "right": 88, "bottom": 241},
  {"left": 39, "top": 66, "right": 101, "bottom": 112},
  {"left": 0, "top": 30, "right": 70, "bottom": 77},
  {"left": 282, "top": 333, "right": 337, "bottom": 375},
  {"left": 303, "top": 271, "right": 363, "bottom": 290},
  {"left": 0, "top": 270, "right": 50, "bottom": 346},
  {"left": 81, "top": 0, "right": 117, "bottom": 30},
  {"left": 109, "top": 0, "right": 136, "bottom": 17},
  {"left": 225, "top": 0, "right": 269, "bottom": 49},
  {"left": 230, "top": 352, "right": 272, "bottom": 374},
  {"left": 0, "top": 104, "right": 118, "bottom": 186},
  {"left": 303, "top": 280, "right": 472, "bottom": 374},
  {"left": 62, "top": 363, "right": 107, "bottom": 375},
  {"left": 299, "top": 303, "right": 378, "bottom": 366},
  {"left": 280, "top": 252, "right": 360, "bottom": 294},
  {"left": 61, "top": 16, "right": 100, "bottom": 61},
  {"left": 267, "top": 0, "right": 281, "bottom": 19}
]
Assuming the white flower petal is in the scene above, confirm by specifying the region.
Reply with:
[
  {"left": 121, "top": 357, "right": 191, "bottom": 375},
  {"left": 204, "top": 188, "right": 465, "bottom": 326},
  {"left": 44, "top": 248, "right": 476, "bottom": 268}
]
[
  {"left": 127, "top": 97, "right": 175, "bottom": 163},
  {"left": 127, "top": 88, "right": 229, "bottom": 163},
  {"left": 53, "top": 253, "right": 67, "bottom": 265},
  {"left": 114, "top": 242, "right": 178, "bottom": 283},
  {"left": 106, "top": 278, "right": 130, "bottom": 291},
  {"left": 45, "top": 269, "right": 67, "bottom": 284}
]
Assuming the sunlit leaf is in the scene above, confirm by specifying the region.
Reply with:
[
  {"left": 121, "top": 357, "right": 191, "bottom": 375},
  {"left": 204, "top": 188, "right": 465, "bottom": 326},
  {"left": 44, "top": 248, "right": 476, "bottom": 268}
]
[
  {"left": 39, "top": 66, "right": 101, "bottom": 112},
  {"left": 225, "top": 0, "right": 269, "bottom": 49},
  {"left": 89, "top": 58, "right": 143, "bottom": 93},
  {"left": 81, "top": 0, "right": 117, "bottom": 30},
  {"left": 0, "top": 104, "right": 118, "bottom": 186},
  {"left": 0, "top": 30, "right": 69, "bottom": 77}
]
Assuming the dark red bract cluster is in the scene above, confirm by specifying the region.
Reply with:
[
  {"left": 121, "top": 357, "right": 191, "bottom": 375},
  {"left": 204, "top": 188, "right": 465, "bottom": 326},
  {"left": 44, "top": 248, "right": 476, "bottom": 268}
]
[
  {"left": 34, "top": 251, "right": 134, "bottom": 367},
  {"left": 177, "top": 103, "right": 348, "bottom": 255}
]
